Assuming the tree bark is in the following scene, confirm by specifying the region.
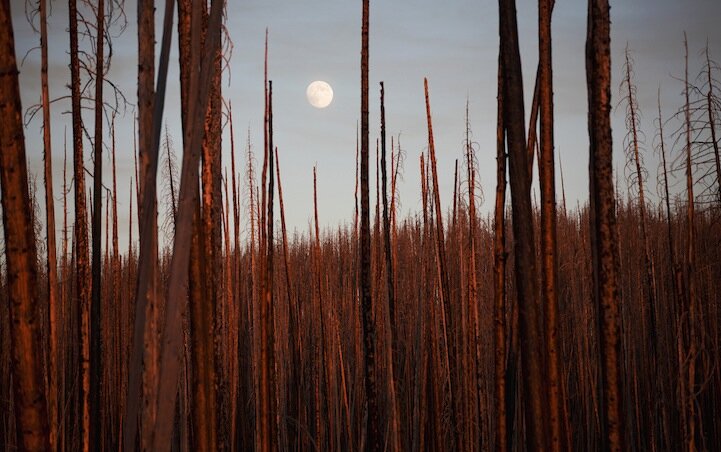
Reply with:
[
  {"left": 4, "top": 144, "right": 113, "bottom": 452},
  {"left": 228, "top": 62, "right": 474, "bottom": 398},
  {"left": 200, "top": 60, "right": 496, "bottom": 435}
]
[
  {"left": 586, "top": 0, "right": 624, "bottom": 449},
  {"left": 359, "top": 1, "right": 381, "bottom": 449},
  {"left": 538, "top": 0, "right": 568, "bottom": 448},
  {"left": 498, "top": 0, "right": 547, "bottom": 448},
  {"left": 69, "top": 0, "right": 92, "bottom": 448},
  {"left": 0, "top": 1, "right": 51, "bottom": 447},
  {"left": 38, "top": 0, "right": 59, "bottom": 445},
  {"left": 90, "top": 0, "right": 105, "bottom": 447}
]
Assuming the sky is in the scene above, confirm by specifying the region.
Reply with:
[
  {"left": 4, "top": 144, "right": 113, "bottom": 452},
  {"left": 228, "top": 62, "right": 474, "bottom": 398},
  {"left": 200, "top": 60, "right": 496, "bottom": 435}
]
[{"left": 9, "top": 0, "right": 721, "bottom": 252}]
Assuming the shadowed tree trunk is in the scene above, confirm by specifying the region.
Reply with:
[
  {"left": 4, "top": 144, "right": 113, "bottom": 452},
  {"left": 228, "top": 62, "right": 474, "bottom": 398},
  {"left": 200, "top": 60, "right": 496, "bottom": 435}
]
[
  {"left": 498, "top": 0, "right": 547, "bottom": 448},
  {"left": 586, "top": 0, "right": 624, "bottom": 449},
  {"left": 123, "top": 0, "right": 177, "bottom": 447},
  {"left": 0, "top": 2, "right": 51, "bottom": 448},
  {"left": 137, "top": 0, "right": 160, "bottom": 445},
  {"left": 359, "top": 0, "right": 381, "bottom": 449},
  {"left": 150, "top": 0, "right": 224, "bottom": 449},
  {"left": 90, "top": 0, "right": 105, "bottom": 447},
  {"left": 493, "top": 56, "right": 511, "bottom": 452},
  {"left": 69, "top": 0, "right": 92, "bottom": 448}
]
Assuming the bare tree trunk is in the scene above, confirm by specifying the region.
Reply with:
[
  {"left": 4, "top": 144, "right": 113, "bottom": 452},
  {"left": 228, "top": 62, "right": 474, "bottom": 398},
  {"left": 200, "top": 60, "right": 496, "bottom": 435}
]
[
  {"left": 493, "top": 57, "right": 511, "bottom": 452},
  {"left": 359, "top": 1, "right": 381, "bottom": 449},
  {"left": 123, "top": 0, "right": 177, "bottom": 447},
  {"left": 498, "top": 0, "right": 547, "bottom": 448},
  {"left": 586, "top": 0, "right": 624, "bottom": 449},
  {"left": 68, "top": 0, "right": 92, "bottom": 448},
  {"left": 125, "top": 0, "right": 158, "bottom": 446},
  {"left": 151, "top": 1, "right": 224, "bottom": 449},
  {"left": 656, "top": 91, "right": 680, "bottom": 307},
  {"left": 38, "top": 0, "right": 59, "bottom": 446},
  {"left": 424, "top": 78, "right": 461, "bottom": 450},
  {"left": 538, "top": 0, "right": 568, "bottom": 448},
  {"left": 259, "top": 81, "right": 277, "bottom": 452},
  {"left": 90, "top": 0, "right": 105, "bottom": 447},
  {"left": 0, "top": 3, "right": 51, "bottom": 447},
  {"left": 682, "top": 33, "right": 697, "bottom": 452},
  {"left": 199, "top": 1, "right": 225, "bottom": 445},
  {"left": 705, "top": 46, "right": 721, "bottom": 203}
]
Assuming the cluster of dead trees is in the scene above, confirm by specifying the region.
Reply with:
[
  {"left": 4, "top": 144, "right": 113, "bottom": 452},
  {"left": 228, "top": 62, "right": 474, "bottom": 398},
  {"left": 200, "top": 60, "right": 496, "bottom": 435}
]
[{"left": 1, "top": 0, "right": 720, "bottom": 450}]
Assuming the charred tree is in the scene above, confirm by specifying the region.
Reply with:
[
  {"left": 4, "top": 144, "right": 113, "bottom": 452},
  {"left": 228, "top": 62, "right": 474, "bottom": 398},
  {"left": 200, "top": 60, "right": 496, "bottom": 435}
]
[
  {"left": 359, "top": 0, "right": 381, "bottom": 449},
  {"left": 586, "top": 0, "right": 625, "bottom": 449},
  {"left": 498, "top": 0, "right": 547, "bottom": 448},
  {"left": 69, "top": 0, "right": 92, "bottom": 448},
  {"left": 0, "top": 2, "right": 51, "bottom": 448},
  {"left": 90, "top": 0, "right": 105, "bottom": 447},
  {"left": 38, "top": 0, "right": 59, "bottom": 445},
  {"left": 538, "top": 0, "right": 568, "bottom": 448}
]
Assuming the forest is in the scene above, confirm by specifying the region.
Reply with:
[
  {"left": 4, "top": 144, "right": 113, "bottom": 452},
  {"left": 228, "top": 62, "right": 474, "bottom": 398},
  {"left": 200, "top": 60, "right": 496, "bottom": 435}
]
[{"left": 0, "top": 0, "right": 720, "bottom": 451}]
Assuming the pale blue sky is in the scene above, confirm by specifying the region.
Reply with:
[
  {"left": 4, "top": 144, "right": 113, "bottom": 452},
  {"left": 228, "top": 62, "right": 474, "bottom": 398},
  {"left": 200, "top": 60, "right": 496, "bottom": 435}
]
[{"left": 9, "top": 0, "right": 721, "bottom": 251}]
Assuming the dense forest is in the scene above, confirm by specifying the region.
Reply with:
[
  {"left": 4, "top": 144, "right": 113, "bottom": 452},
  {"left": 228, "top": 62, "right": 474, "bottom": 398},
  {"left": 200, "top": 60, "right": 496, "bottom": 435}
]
[{"left": 1, "top": 0, "right": 720, "bottom": 451}]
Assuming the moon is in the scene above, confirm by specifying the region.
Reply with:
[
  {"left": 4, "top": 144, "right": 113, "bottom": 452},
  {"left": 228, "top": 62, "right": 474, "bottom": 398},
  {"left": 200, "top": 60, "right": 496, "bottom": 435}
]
[{"left": 306, "top": 81, "right": 334, "bottom": 108}]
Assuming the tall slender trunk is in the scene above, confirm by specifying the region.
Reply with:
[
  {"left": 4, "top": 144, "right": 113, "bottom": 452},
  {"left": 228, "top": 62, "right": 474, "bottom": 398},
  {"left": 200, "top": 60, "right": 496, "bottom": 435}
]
[
  {"left": 123, "top": 0, "right": 175, "bottom": 446},
  {"left": 38, "top": 0, "right": 59, "bottom": 446},
  {"left": 90, "top": 0, "right": 105, "bottom": 447},
  {"left": 682, "top": 33, "right": 697, "bottom": 452},
  {"left": 259, "top": 81, "right": 277, "bottom": 452},
  {"left": 424, "top": 78, "right": 461, "bottom": 450},
  {"left": 493, "top": 57, "right": 511, "bottom": 452},
  {"left": 379, "top": 82, "right": 401, "bottom": 451},
  {"left": 586, "top": 0, "right": 624, "bottom": 449},
  {"left": 69, "top": 0, "right": 92, "bottom": 448},
  {"left": 622, "top": 47, "right": 657, "bottom": 351},
  {"left": 199, "top": 1, "right": 225, "bottom": 446},
  {"left": 464, "top": 101, "right": 484, "bottom": 452},
  {"left": 125, "top": 0, "right": 158, "bottom": 446},
  {"left": 538, "top": 0, "right": 567, "bottom": 448},
  {"left": 359, "top": 1, "right": 381, "bottom": 449},
  {"left": 0, "top": 3, "right": 51, "bottom": 448},
  {"left": 152, "top": 1, "right": 224, "bottom": 449},
  {"left": 498, "top": 0, "right": 546, "bottom": 448},
  {"left": 657, "top": 91, "right": 679, "bottom": 306},
  {"left": 275, "top": 147, "right": 300, "bottom": 450}
]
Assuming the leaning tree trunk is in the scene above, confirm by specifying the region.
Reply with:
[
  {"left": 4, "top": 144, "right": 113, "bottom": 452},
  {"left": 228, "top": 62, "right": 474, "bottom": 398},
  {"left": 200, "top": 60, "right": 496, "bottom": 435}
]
[
  {"left": 586, "top": 0, "right": 625, "bottom": 449},
  {"left": 150, "top": 0, "right": 224, "bottom": 450},
  {"left": 424, "top": 78, "right": 461, "bottom": 451},
  {"left": 136, "top": 0, "right": 160, "bottom": 446},
  {"left": 0, "top": 2, "right": 51, "bottom": 448}
]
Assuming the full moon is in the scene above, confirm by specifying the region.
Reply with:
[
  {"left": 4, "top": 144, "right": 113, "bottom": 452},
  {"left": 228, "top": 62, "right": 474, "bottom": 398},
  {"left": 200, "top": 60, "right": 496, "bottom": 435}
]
[{"left": 306, "top": 81, "right": 334, "bottom": 108}]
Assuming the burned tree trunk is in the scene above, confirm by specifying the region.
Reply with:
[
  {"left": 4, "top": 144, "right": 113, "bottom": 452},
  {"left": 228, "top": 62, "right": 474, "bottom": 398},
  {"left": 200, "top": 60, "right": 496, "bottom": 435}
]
[
  {"left": 538, "top": 0, "right": 568, "bottom": 448},
  {"left": 38, "top": 0, "right": 59, "bottom": 445},
  {"left": 493, "top": 56, "right": 511, "bottom": 452},
  {"left": 586, "top": 0, "right": 624, "bottom": 449},
  {"left": 424, "top": 78, "right": 461, "bottom": 450},
  {"left": 69, "top": 0, "right": 92, "bottom": 448},
  {"left": 359, "top": 0, "right": 381, "bottom": 449},
  {"left": 90, "top": 0, "right": 105, "bottom": 447},
  {"left": 498, "top": 0, "right": 546, "bottom": 448},
  {"left": 0, "top": 2, "right": 51, "bottom": 448}
]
